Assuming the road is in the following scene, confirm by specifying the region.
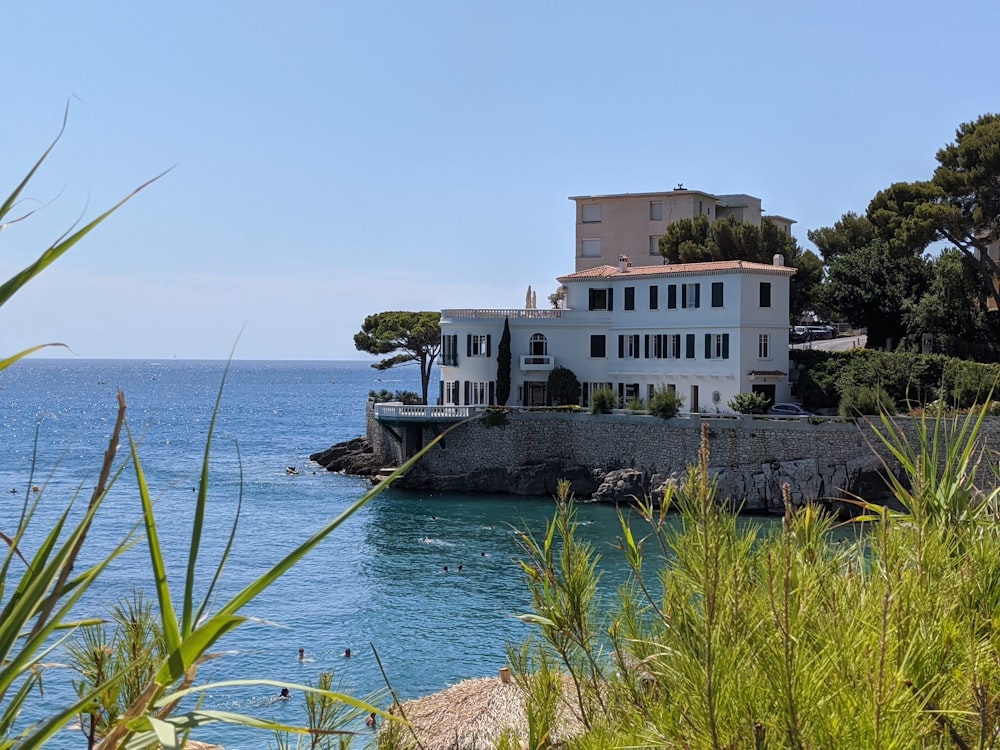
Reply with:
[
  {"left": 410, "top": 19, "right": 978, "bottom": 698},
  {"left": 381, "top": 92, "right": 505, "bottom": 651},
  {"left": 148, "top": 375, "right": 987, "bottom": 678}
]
[{"left": 792, "top": 334, "right": 867, "bottom": 353}]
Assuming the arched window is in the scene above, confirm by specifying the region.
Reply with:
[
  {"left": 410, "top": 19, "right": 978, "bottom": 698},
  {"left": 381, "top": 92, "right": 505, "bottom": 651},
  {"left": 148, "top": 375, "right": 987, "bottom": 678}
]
[{"left": 529, "top": 333, "right": 547, "bottom": 356}]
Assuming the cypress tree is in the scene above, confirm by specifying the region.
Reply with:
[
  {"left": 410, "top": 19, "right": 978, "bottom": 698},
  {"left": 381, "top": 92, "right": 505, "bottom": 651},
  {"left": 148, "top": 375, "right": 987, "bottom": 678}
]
[{"left": 496, "top": 316, "right": 511, "bottom": 405}]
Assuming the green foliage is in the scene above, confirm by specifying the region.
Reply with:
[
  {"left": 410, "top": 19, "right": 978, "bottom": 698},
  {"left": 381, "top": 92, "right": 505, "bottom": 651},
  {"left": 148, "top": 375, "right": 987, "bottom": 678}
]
[
  {"left": 807, "top": 211, "right": 877, "bottom": 263},
  {"left": 354, "top": 311, "right": 441, "bottom": 404},
  {"left": 792, "top": 348, "right": 1000, "bottom": 412},
  {"left": 727, "top": 391, "right": 770, "bottom": 414},
  {"left": 513, "top": 417, "right": 1000, "bottom": 748},
  {"left": 368, "top": 388, "right": 421, "bottom": 405},
  {"left": 818, "top": 240, "right": 930, "bottom": 349},
  {"left": 624, "top": 396, "right": 644, "bottom": 411},
  {"left": 839, "top": 383, "right": 897, "bottom": 417},
  {"left": 589, "top": 387, "right": 617, "bottom": 414},
  {"left": 547, "top": 366, "right": 581, "bottom": 406},
  {"left": 496, "top": 317, "right": 512, "bottom": 406},
  {"left": 648, "top": 387, "right": 683, "bottom": 419},
  {"left": 480, "top": 405, "right": 510, "bottom": 428}
]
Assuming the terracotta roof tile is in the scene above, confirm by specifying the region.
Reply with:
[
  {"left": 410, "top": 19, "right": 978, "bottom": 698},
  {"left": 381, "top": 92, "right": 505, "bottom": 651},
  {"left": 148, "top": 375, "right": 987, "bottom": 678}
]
[{"left": 558, "top": 260, "right": 795, "bottom": 282}]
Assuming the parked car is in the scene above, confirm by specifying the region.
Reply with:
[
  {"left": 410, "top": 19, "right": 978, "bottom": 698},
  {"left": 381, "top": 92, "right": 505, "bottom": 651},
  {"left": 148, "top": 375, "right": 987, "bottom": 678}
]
[{"left": 768, "top": 403, "right": 815, "bottom": 416}]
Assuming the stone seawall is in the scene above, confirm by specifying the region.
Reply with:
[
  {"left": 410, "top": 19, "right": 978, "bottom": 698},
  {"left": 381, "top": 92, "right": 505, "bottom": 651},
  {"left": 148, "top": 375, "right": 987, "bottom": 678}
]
[{"left": 364, "top": 405, "right": 1000, "bottom": 513}]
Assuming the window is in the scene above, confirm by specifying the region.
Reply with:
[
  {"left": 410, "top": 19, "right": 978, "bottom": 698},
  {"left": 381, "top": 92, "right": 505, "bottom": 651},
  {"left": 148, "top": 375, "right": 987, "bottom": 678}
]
[
  {"left": 685, "top": 333, "right": 695, "bottom": 359},
  {"left": 624, "top": 286, "right": 635, "bottom": 311},
  {"left": 582, "top": 204, "right": 602, "bottom": 223},
  {"left": 649, "top": 285, "right": 658, "bottom": 310},
  {"left": 759, "top": 282, "right": 772, "bottom": 308},
  {"left": 758, "top": 333, "right": 770, "bottom": 359},
  {"left": 650, "top": 201, "right": 663, "bottom": 221},
  {"left": 441, "top": 335, "right": 458, "bottom": 366},
  {"left": 590, "top": 335, "right": 606, "bottom": 358},
  {"left": 529, "top": 333, "right": 547, "bottom": 356},
  {"left": 469, "top": 381, "right": 490, "bottom": 406},
  {"left": 704, "top": 333, "right": 730, "bottom": 359},
  {"left": 582, "top": 239, "right": 602, "bottom": 257},
  {"left": 588, "top": 287, "right": 613, "bottom": 310},
  {"left": 443, "top": 381, "right": 459, "bottom": 405},
  {"left": 650, "top": 333, "right": 681, "bottom": 359},
  {"left": 649, "top": 235, "right": 661, "bottom": 255},
  {"left": 468, "top": 334, "right": 491, "bottom": 357},
  {"left": 618, "top": 334, "right": 640, "bottom": 359},
  {"left": 698, "top": 200, "right": 703, "bottom": 215},
  {"left": 711, "top": 281, "right": 724, "bottom": 308},
  {"left": 682, "top": 283, "right": 700, "bottom": 309},
  {"left": 668, "top": 334, "right": 681, "bottom": 359},
  {"left": 667, "top": 284, "right": 677, "bottom": 309}
]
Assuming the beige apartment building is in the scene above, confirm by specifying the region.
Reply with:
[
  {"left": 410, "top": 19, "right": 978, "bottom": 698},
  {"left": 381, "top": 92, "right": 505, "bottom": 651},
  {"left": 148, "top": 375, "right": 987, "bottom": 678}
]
[{"left": 570, "top": 188, "right": 795, "bottom": 272}]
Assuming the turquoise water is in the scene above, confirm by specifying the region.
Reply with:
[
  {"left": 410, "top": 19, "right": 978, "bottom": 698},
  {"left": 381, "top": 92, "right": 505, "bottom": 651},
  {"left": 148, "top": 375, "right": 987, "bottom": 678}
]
[{"left": 0, "top": 359, "right": 643, "bottom": 748}]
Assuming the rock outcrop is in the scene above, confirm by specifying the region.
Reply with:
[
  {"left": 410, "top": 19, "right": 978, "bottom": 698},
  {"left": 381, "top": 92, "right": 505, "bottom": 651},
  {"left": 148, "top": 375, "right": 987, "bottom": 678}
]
[
  {"left": 398, "top": 459, "right": 598, "bottom": 498},
  {"left": 310, "top": 437, "right": 383, "bottom": 476}
]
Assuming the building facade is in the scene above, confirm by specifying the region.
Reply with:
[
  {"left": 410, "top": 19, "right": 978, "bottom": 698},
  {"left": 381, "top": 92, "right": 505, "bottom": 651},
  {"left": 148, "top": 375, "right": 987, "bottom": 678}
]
[
  {"left": 571, "top": 189, "right": 795, "bottom": 272},
  {"left": 439, "top": 256, "right": 795, "bottom": 413}
]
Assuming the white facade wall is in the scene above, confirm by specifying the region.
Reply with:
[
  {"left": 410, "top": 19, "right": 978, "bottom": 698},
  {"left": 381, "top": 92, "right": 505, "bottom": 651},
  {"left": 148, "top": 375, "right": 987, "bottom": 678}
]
[{"left": 440, "top": 261, "right": 793, "bottom": 412}]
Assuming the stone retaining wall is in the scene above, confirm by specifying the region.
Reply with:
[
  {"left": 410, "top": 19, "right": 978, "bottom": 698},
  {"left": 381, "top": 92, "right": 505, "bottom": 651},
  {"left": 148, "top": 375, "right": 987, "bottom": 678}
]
[{"left": 366, "top": 405, "right": 1000, "bottom": 512}]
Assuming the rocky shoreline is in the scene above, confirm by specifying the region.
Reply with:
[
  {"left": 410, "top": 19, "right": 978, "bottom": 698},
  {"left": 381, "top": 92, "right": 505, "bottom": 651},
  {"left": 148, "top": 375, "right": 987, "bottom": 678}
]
[{"left": 309, "top": 435, "right": 899, "bottom": 515}]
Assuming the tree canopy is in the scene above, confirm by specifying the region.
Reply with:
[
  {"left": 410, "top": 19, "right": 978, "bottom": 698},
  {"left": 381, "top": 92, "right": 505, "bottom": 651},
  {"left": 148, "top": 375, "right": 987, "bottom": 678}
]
[
  {"left": 866, "top": 113, "right": 1000, "bottom": 308},
  {"left": 354, "top": 311, "right": 441, "bottom": 404}
]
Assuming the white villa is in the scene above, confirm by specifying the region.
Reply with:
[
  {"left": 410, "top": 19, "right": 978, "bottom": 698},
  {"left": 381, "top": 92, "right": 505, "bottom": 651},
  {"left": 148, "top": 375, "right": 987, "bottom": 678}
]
[{"left": 438, "top": 254, "right": 795, "bottom": 412}]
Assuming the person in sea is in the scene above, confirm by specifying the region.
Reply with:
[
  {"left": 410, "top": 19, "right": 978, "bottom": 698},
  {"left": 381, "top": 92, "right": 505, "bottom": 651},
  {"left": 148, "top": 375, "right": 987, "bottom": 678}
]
[
  {"left": 342, "top": 647, "right": 351, "bottom": 658},
  {"left": 278, "top": 688, "right": 290, "bottom": 700},
  {"left": 366, "top": 712, "right": 377, "bottom": 728},
  {"left": 298, "top": 648, "right": 305, "bottom": 661}
]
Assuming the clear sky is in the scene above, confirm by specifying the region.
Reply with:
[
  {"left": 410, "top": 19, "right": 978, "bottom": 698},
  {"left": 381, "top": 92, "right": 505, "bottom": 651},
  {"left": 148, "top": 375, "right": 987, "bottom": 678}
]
[{"left": 1, "top": 1, "right": 996, "bottom": 360}]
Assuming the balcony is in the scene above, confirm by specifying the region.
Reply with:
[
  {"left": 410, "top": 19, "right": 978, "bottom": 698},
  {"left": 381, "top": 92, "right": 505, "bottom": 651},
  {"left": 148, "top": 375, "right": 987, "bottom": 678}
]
[
  {"left": 373, "top": 403, "right": 481, "bottom": 423},
  {"left": 520, "top": 354, "right": 555, "bottom": 372}
]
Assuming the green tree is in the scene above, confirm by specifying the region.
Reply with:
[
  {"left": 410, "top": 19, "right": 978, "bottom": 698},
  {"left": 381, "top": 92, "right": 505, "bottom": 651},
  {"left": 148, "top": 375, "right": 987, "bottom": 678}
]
[
  {"left": 819, "top": 241, "right": 930, "bottom": 350},
  {"left": 867, "top": 114, "right": 1000, "bottom": 309},
  {"left": 807, "top": 211, "right": 877, "bottom": 264},
  {"left": 353, "top": 311, "right": 441, "bottom": 404},
  {"left": 903, "top": 249, "right": 1000, "bottom": 361},
  {"left": 547, "top": 366, "right": 581, "bottom": 406},
  {"left": 496, "top": 316, "right": 512, "bottom": 406}
]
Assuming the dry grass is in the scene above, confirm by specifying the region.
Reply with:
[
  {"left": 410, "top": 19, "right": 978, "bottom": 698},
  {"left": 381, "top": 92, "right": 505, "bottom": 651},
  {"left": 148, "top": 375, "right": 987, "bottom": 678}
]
[{"left": 383, "top": 673, "right": 585, "bottom": 750}]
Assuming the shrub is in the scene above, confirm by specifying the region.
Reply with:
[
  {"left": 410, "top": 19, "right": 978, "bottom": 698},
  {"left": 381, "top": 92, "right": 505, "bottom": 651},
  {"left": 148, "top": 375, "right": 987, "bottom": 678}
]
[
  {"left": 625, "top": 396, "right": 645, "bottom": 411},
  {"left": 480, "top": 405, "right": 510, "bottom": 428},
  {"left": 369, "top": 388, "right": 421, "bottom": 404},
  {"left": 648, "top": 387, "right": 683, "bottom": 419},
  {"left": 589, "top": 387, "right": 618, "bottom": 414},
  {"left": 727, "top": 391, "right": 770, "bottom": 414},
  {"left": 838, "top": 384, "right": 896, "bottom": 416},
  {"left": 548, "top": 366, "right": 582, "bottom": 406}
]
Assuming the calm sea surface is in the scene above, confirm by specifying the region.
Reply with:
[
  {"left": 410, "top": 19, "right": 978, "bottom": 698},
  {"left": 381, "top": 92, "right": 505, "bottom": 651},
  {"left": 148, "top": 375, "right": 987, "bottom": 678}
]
[{"left": 0, "top": 359, "right": 653, "bottom": 749}]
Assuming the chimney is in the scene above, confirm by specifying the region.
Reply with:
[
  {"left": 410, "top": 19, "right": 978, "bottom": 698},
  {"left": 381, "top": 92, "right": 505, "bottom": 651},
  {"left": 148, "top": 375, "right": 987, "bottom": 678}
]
[
  {"left": 773, "top": 254, "right": 784, "bottom": 267},
  {"left": 618, "top": 255, "right": 629, "bottom": 273}
]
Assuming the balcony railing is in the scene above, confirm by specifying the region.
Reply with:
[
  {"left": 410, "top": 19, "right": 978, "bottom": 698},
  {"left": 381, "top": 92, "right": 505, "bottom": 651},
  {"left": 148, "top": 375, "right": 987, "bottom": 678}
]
[
  {"left": 520, "top": 354, "right": 555, "bottom": 371},
  {"left": 442, "top": 308, "right": 564, "bottom": 320},
  {"left": 373, "top": 403, "right": 482, "bottom": 421}
]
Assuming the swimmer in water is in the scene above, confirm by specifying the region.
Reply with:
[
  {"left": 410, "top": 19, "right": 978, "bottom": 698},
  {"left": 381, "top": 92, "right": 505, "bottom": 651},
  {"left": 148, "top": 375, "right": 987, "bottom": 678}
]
[{"left": 342, "top": 648, "right": 352, "bottom": 658}]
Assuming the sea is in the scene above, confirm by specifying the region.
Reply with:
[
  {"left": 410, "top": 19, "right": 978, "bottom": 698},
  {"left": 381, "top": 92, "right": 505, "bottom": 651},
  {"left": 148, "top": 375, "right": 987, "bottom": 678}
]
[{"left": 0, "top": 359, "right": 646, "bottom": 749}]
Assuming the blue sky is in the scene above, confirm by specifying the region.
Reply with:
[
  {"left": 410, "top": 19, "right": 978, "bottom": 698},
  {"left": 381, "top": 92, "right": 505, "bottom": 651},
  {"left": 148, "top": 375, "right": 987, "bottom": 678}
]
[{"left": 1, "top": 0, "right": 996, "bottom": 360}]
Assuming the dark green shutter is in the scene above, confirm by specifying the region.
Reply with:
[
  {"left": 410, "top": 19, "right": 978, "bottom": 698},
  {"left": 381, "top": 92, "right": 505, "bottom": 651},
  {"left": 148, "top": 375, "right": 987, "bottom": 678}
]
[
  {"left": 705, "top": 333, "right": 712, "bottom": 359},
  {"left": 668, "top": 284, "right": 677, "bottom": 309},
  {"left": 608, "top": 288, "right": 614, "bottom": 310},
  {"left": 489, "top": 382, "right": 495, "bottom": 404},
  {"left": 486, "top": 335, "right": 492, "bottom": 357},
  {"left": 466, "top": 335, "right": 472, "bottom": 357},
  {"left": 588, "top": 288, "right": 596, "bottom": 310},
  {"left": 649, "top": 285, "right": 658, "bottom": 309},
  {"left": 644, "top": 335, "right": 650, "bottom": 358},
  {"left": 694, "top": 284, "right": 701, "bottom": 308},
  {"left": 712, "top": 282, "right": 723, "bottom": 307},
  {"left": 686, "top": 334, "right": 695, "bottom": 359},
  {"left": 722, "top": 333, "right": 730, "bottom": 359},
  {"left": 464, "top": 381, "right": 470, "bottom": 405},
  {"left": 618, "top": 335, "right": 624, "bottom": 358}
]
